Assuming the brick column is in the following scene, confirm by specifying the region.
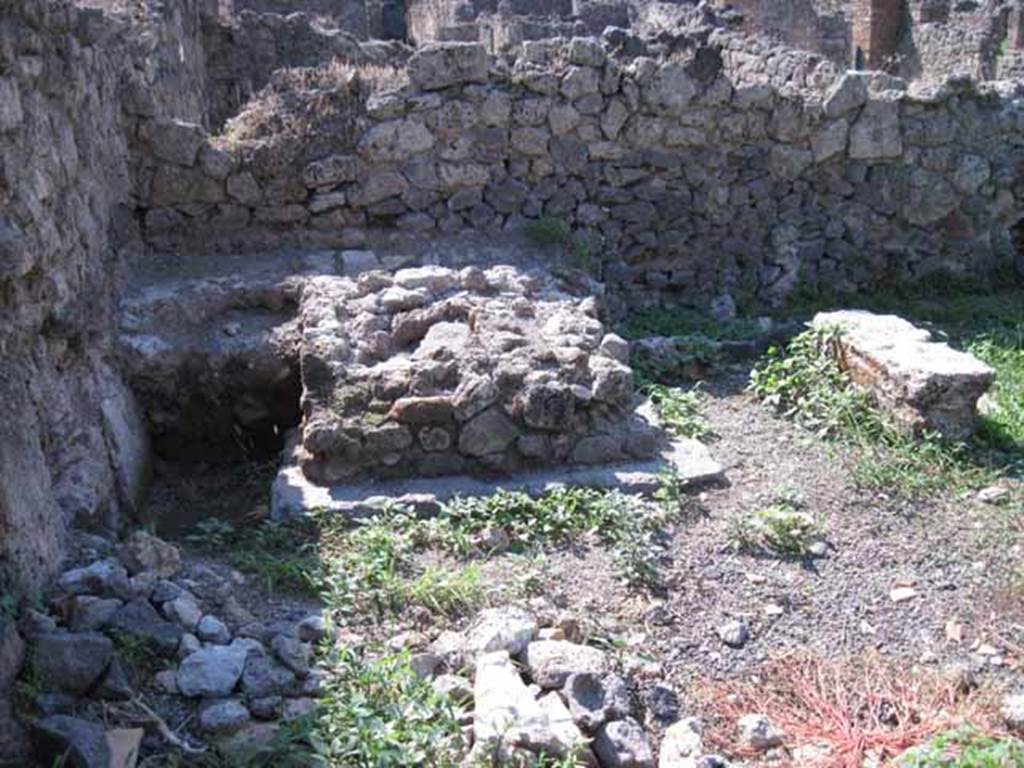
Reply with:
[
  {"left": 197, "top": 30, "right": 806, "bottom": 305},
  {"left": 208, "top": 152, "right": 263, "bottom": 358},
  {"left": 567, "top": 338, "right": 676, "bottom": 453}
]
[{"left": 851, "top": 0, "right": 903, "bottom": 69}]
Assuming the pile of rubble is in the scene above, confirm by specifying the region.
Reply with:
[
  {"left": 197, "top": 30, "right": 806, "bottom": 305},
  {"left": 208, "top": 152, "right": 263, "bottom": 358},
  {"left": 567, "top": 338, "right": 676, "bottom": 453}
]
[{"left": 5, "top": 529, "right": 792, "bottom": 767}]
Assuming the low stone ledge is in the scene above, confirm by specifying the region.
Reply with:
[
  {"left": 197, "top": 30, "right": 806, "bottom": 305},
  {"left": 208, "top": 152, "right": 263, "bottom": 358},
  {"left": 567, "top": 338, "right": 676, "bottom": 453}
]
[
  {"left": 812, "top": 310, "right": 995, "bottom": 439},
  {"left": 269, "top": 424, "right": 724, "bottom": 520}
]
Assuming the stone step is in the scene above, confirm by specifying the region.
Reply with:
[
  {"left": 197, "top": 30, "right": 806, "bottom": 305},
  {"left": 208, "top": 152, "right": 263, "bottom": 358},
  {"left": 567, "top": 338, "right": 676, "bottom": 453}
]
[{"left": 270, "top": 425, "right": 724, "bottom": 520}]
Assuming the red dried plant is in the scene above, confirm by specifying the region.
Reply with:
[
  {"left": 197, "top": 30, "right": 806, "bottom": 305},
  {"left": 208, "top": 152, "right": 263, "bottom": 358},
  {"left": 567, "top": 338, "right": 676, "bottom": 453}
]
[{"left": 698, "top": 652, "right": 1008, "bottom": 768}]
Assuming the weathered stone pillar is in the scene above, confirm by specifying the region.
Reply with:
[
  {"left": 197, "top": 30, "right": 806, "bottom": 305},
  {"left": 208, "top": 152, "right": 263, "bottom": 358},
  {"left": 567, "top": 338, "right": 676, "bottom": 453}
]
[
  {"left": 1009, "top": 3, "right": 1024, "bottom": 50},
  {"left": 851, "top": 0, "right": 903, "bottom": 69}
]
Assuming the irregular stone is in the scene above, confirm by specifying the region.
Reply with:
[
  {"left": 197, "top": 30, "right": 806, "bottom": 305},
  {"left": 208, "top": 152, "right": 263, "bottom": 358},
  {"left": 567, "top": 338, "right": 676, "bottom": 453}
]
[
  {"left": 199, "top": 698, "right": 250, "bottom": 733},
  {"left": 31, "top": 715, "right": 109, "bottom": 768},
  {"left": 109, "top": 599, "right": 182, "bottom": 655},
  {"left": 161, "top": 598, "right": 201, "bottom": 634},
  {"left": 736, "top": 713, "right": 783, "bottom": 751},
  {"left": 659, "top": 717, "right": 703, "bottom": 768},
  {"left": 271, "top": 635, "right": 311, "bottom": 678},
  {"left": 599, "top": 333, "right": 630, "bottom": 365},
  {"left": 812, "top": 311, "right": 995, "bottom": 438},
  {"left": 716, "top": 619, "right": 749, "bottom": 648},
  {"left": 848, "top": 99, "right": 902, "bottom": 160},
  {"left": 118, "top": 531, "right": 181, "bottom": 577},
  {"left": 140, "top": 119, "right": 204, "bottom": 166},
  {"left": 58, "top": 559, "right": 127, "bottom": 597},
  {"left": 1002, "top": 693, "right": 1024, "bottom": 731},
  {"left": 282, "top": 698, "right": 316, "bottom": 721},
  {"left": 197, "top": 615, "right": 231, "bottom": 644},
  {"left": 645, "top": 683, "right": 680, "bottom": 723},
  {"left": 409, "top": 43, "right": 489, "bottom": 91},
  {"left": 177, "top": 642, "right": 250, "bottom": 697},
  {"left": 524, "top": 640, "right": 607, "bottom": 689},
  {"left": 474, "top": 651, "right": 592, "bottom": 763},
  {"left": 811, "top": 120, "right": 848, "bottom": 163},
  {"left": 394, "top": 266, "right": 458, "bottom": 294},
  {"left": 67, "top": 596, "right": 122, "bottom": 632},
  {"left": 593, "top": 717, "right": 655, "bottom": 768},
  {"left": 248, "top": 696, "right": 281, "bottom": 720},
  {"left": 458, "top": 408, "right": 519, "bottom": 457},
  {"left": 432, "top": 673, "right": 473, "bottom": 705},
  {"left": 465, "top": 606, "right": 538, "bottom": 656},
  {"left": 296, "top": 615, "right": 330, "bottom": 644},
  {"left": 241, "top": 650, "right": 296, "bottom": 698},
  {"left": 30, "top": 632, "right": 112, "bottom": 696},
  {"left": 303, "top": 154, "right": 357, "bottom": 188},
  {"left": 93, "top": 656, "right": 133, "bottom": 701},
  {"left": 563, "top": 672, "right": 632, "bottom": 731},
  {"left": 340, "top": 250, "right": 380, "bottom": 276},
  {"left": 823, "top": 73, "right": 868, "bottom": 118}
]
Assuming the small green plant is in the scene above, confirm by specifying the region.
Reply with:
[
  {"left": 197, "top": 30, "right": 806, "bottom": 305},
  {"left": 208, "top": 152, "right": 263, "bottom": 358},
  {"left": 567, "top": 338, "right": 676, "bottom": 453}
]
[
  {"left": 247, "top": 647, "right": 467, "bottom": 767},
  {"left": 898, "top": 726, "right": 1024, "bottom": 767},
  {"left": 646, "top": 383, "right": 712, "bottom": 440},
  {"left": 727, "top": 498, "right": 823, "bottom": 557},
  {"left": 433, "top": 488, "right": 673, "bottom": 588},
  {"left": 617, "top": 307, "right": 764, "bottom": 343},
  {"left": 524, "top": 216, "right": 570, "bottom": 248},
  {"left": 749, "top": 327, "right": 990, "bottom": 496}
]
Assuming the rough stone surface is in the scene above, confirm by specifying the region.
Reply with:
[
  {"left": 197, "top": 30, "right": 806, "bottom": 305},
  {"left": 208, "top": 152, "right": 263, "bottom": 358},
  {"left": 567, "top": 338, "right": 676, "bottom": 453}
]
[
  {"left": 593, "top": 717, "right": 655, "bottom": 768},
  {"left": 813, "top": 311, "right": 995, "bottom": 439},
  {"left": 524, "top": 640, "right": 608, "bottom": 689},
  {"left": 465, "top": 606, "right": 538, "bottom": 657},
  {"left": 736, "top": 713, "right": 784, "bottom": 751},
  {"left": 30, "top": 632, "right": 113, "bottom": 697},
  {"left": 118, "top": 532, "right": 181, "bottom": 577},
  {"left": 177, "top": 642, "right": 251, "bottom": 698},
  {"left": 30, "top": 716, "right": 110, "bottom": 768},
  {"left": 473, "top": 651, "right": 592, "bottom": 764}
]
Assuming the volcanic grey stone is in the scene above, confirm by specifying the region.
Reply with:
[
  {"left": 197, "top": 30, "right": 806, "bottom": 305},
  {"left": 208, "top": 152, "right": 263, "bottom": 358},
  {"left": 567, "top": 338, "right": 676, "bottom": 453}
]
[
  {"left": 118, "top": 531, "right": 181, "bottom": 577},
  {"left": 736, "top": 713, "right": 783, "bottom": 751},
  {"left": 93, "top": 656, "right": 132, "bottom": 701},
  {"left": 58, "top": 559, "right": 127, "bottom": 597},
  {"left": 716, "top": 619, "right": 749, "bottom": 648},
  {"left": 465, "top": 606, "right": 538, "bottom": 656},
  {"left": 108, "top": 599, "right": 182, "bottom": 655},
  {"left": 409, "top": 43, "right": 489, "bottom": 91},
  {"left": 177, "top": 642, "right": 250, "bottom": 698},
  {"left": 271, "top": 635, "right": 312, "bottom": 678},
  {"left": 563, "top": 672, "right": 632, "bottom": 731},
  {"left": 658, "top": 717, "right": 704, "bottom": 768},
  {"left": 67, "top": 597, "right": 122, "bottom": 633},
  {"left": 31, "top": 715, "right": 110, "bottom": 768},
  {"left": 196, "top": 615, "right": 231, "bottom": 645},
  {"left": 30, "top": 632, "right": 112, "bottom": 696},
  {"left": 199, "top": 698, "right": 250, "bottom": 734},
  {"left": 524, "top": 640, "right": 607, "bottom": 689},
  {"left": 241, "top": 652, "right": 297, "bottom": 698},
  {"left": 593, "top": 717, "right": 655, "bottom": 768}
]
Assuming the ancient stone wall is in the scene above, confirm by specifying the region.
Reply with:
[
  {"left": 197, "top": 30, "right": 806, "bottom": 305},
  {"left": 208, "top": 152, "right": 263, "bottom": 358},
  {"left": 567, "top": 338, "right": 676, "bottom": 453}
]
[
  {"left": 0, "top": 0, "right": 159, "bottom": 604},
  {"left": 230, "top": 0, "right": 373, "bottom": 34},
  {"left": 139, "top": 39, "right": 1024, "bottom": 312}
]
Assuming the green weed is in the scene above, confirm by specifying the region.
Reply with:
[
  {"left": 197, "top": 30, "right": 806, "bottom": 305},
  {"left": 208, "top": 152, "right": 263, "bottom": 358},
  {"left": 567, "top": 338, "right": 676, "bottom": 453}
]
[
  {"left": 433, "top": 488, "right": 674, "bottom": 588},
  {"left": 646, "top": 383, "right": 712, "bottom": 440},
  {"left": 244, "top": 647, "right": 467, "bottom": 767},
  {"left": 617, "top": 307, "right": 764, "bottom": 343},
  {"left": 524, "top": 216, "right": 570, "bottom": 247},
  {"left": 749, "top": 327, "right": 992, "bottom": 496},
  {"left": 898, "top": 726, "right": 1024, "bottom": 767}
]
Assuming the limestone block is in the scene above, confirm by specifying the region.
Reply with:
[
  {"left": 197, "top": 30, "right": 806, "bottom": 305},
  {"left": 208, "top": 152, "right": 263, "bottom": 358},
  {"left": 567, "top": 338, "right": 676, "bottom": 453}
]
[{"left": 813, "top": 310, "right": 994, "bottom": 439}]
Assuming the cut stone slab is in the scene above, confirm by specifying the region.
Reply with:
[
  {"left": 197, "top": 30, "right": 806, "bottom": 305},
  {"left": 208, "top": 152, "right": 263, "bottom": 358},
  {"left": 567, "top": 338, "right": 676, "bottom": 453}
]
[
  {"left": 812, "top": 310, "right": 994, "bottom": 439},
  {"left": 271, "top": 430, "right": 723, "bottom": 520}
]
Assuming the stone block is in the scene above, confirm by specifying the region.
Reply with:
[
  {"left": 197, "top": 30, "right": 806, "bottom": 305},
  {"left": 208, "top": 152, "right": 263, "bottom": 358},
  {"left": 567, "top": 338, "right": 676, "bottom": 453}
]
[{"left": 813, "top": 310, "right": 995, "bottom": 439}]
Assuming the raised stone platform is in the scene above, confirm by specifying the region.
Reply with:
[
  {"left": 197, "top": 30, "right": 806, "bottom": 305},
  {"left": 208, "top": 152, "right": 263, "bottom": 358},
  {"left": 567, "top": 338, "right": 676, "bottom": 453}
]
[
  {"left": 812, "top": 310, "right": 995, "bottom": 439},
  {"left": 296, "top": 262, "right": 660, "bottom": 484}
]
